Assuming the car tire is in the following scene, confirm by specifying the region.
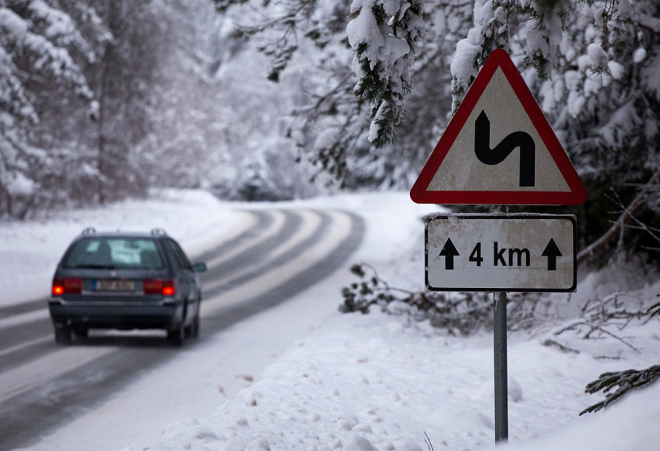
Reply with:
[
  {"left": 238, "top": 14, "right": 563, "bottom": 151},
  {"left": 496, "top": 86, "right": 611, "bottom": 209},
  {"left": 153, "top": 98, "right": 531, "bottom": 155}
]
[
  {"left": 54, "top": 326, "right": 72, "bottom": 345},
  {"left": 73, "top": 328, "right": 88, "bottom": 339},
  {"left": 189, "top": 312, "right": 200, "bottom": 339},
  {"left": 167, "top": 324, "right": 184, "bottom": 346}
]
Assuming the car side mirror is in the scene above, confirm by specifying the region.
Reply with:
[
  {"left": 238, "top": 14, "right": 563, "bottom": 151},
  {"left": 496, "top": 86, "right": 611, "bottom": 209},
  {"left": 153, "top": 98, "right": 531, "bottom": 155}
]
[{"left": 193, "top": 262, "right": 207, "bottom": 273}]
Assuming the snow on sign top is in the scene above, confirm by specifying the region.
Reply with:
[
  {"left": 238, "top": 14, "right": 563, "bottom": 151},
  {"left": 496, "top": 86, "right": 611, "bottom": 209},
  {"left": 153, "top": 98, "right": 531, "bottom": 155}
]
[{"left": 410, "top": 49, "right": 587, "bottom": 205}]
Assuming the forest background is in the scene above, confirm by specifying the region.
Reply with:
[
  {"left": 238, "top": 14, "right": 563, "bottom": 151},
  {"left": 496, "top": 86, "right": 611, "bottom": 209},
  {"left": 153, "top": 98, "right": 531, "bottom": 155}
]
[{"left": 0, "top": 0, "right": 659, "bottom": 263}]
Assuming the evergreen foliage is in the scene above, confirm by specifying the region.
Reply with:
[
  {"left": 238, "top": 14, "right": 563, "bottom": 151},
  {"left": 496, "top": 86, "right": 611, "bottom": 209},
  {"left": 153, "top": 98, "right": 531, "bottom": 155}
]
[
  {"left": 581, "top": 365, "right": 660, "bottom": 415},
  {"left": 347, "top": 0, "right": 424, "bottom": 147},
  {"left": 2, "top": 0, "right": 658, "bottom": 266}
]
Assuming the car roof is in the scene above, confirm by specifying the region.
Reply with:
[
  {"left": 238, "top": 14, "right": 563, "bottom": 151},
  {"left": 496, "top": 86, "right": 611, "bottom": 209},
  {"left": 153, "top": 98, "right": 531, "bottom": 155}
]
[{"left": 74, "top": 228, "right": 169, "bottom": 240}]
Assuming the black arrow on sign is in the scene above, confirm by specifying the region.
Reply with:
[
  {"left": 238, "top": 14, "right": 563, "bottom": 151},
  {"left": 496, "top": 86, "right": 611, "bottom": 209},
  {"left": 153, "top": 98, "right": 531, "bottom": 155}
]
[
  {"left": 439, "top": 238, "right": 460, "bottom": 270},
  {"left": 474, "top": 110, "right": 536, "bottom": 187},
  {"left": 542, "top": 238, "right": 562, "bottom": 270}
]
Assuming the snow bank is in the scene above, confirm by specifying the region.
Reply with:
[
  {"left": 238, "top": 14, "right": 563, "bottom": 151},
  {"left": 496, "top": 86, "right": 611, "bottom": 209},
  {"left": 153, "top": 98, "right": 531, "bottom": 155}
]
[
  {"left": 151, "top": 298, "right": 660, "bottom": 451},
  {"left": 505, "top": 382, "right": 660, "bottom": 451}
]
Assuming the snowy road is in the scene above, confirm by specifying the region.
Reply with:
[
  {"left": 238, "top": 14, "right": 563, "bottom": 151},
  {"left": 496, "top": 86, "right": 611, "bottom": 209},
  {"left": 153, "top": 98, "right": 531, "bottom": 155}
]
[{"left": 0, "top": 207, "right": 364, "bottom": 451}]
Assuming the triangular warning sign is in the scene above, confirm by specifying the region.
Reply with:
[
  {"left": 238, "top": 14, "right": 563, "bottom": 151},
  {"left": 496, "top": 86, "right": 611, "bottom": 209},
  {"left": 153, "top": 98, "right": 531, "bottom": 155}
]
[{"left": 410, "top": 49, "right": 587, "bottom": 205}]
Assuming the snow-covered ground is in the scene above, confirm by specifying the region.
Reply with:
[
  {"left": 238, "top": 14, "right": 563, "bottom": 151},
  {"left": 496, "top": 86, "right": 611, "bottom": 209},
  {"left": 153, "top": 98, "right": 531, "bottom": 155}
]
[{"left": 5, "top": 189, "right": 660, "bottom": 451}]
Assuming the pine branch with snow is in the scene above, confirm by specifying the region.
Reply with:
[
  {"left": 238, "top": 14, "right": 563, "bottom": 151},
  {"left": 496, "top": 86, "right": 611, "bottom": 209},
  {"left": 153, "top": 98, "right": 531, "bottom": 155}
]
[
  {"left": 450, "top": 0, "right": 520, "bottom": 109},
  {"left": 581, "top": 365, "right": 660, "bottom": 415},
  {"left": 648, "top": 297, "right": 660, "bottom": 318},
  {"left": 347, "top": 0, "right": 424, "bottom": 146}
]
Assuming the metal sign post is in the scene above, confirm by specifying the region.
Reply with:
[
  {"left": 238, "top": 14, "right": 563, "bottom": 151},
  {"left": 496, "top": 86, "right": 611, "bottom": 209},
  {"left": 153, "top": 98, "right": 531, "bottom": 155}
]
[
  {"left": 494, "top": 291, "right": 508, "bottom": 443},
  {"left": 424, "top": 213, "right": 577, "bottom": 444}
]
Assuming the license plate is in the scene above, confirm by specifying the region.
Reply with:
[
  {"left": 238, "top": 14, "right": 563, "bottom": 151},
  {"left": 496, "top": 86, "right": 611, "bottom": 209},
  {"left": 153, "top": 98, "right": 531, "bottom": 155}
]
[{"left": 95, "top": 279, "right": 135, "bottom": 292}]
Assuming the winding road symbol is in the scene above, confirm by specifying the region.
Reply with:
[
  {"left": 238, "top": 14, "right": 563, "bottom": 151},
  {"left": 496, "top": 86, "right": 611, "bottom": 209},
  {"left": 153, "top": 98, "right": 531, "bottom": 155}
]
[{"left": 474, "top": 110, "right": 535, "bottom": 187}]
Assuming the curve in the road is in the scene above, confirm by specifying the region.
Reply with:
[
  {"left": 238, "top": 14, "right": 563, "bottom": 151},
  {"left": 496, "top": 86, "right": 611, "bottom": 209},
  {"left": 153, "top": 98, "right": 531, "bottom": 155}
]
[{"left": 0, "top": 207, "right": 365, "bottom": 451}]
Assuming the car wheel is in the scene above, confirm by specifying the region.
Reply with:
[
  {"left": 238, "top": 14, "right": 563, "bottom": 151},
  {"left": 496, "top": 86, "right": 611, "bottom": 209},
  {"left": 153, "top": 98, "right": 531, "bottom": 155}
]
[
  {"left": 189, "top": 312, "right": 200, "bottom": 339},
  {"left": 54, "top": 326, "right": 72, "bottom": 345},
  {"left": 73, "top": 328, "right": 88, "bottom": 339},
  {"left": 167, "top": 324, "right": 184, "bottom": 346}
]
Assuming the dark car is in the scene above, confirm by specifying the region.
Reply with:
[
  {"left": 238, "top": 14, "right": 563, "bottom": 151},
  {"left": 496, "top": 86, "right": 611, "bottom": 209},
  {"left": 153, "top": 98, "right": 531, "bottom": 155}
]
[{"left": 48, "top": 228, "right": 207, "bottom": 345}]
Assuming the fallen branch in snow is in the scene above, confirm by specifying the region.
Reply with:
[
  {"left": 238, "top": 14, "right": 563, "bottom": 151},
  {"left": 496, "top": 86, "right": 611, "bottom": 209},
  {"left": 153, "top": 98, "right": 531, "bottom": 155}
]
[
  {"left": 552, "top": 292, "right": 652, "bottom": 354},
  {"left": 424, "top": 432, "right": 434, "bottom": 451},
  {"left": 507, "top": 292, "right": 554, "bottom": 332},
  {"left": 577, "top": 167, "right": 660, "bottom": 265},
  {"left": 340, "top": 263, "right": 492, "bottom": 335},
  {"left": 647, "top": 296, "right": 660, "bottom": 318},
  {"left": 541, "top": 338, "right": 580, "bottom": 354},
  {"left": 581, "top": 365, "right": 660, "bottom": 415},
  {"left": 580, "top": 292, "right": 660, "bottom": 415}
]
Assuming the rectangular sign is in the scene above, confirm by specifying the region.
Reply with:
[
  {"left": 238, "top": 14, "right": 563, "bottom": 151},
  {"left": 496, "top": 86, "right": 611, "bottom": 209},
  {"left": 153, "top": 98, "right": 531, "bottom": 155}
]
[{"left": 426, "top": 214, "right": 576, "bottom": 292}]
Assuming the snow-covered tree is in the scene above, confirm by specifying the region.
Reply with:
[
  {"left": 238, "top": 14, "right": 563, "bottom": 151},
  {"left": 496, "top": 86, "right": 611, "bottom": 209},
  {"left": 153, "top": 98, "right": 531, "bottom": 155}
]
[
  {"left": 15, "top": 0, "right": 204, "bottom": 212},
  {"left": 80, "top": 0, "right": 172, "bottom": 204},
  {"left": 346, "top": 0, "right": 424, "bottom": 147},
  {"left": 0, "top": 0, "right": 100, "bottom": 217},
  {"left": 214, "top": 0, "right": 472, "bottom": 189},
  {"left": 215, "top": 0, "right": 660, "bottom": 259}
]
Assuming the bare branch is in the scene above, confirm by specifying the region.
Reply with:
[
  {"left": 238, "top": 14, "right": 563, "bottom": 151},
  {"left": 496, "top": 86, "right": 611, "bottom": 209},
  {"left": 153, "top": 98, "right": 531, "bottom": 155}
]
[{"left": 578, "top": 167, "right": 660, "bottom": 265}]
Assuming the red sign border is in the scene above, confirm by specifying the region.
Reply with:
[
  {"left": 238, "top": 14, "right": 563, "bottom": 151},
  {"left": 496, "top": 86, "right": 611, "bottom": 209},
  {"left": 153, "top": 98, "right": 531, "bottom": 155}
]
[{"left": 410, "top": 49, "right": 587, "bottom": 205}]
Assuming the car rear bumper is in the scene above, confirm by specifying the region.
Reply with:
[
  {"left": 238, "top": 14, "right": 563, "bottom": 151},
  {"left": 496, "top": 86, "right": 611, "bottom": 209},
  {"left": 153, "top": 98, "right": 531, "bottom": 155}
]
[{"left": 48, "top": 298, "right": 184, "bottom": 330}]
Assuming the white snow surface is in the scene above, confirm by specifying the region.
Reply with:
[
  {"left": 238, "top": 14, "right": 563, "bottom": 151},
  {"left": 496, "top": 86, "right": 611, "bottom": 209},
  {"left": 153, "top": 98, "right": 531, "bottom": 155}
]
[{"left": 5, "top": 189, "right": 660, "bottom": 451}]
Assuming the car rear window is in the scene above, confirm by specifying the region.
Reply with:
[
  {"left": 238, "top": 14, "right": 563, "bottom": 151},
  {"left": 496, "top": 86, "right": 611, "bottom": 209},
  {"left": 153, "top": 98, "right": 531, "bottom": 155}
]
[{"left": 64, "top": 237, "right": 165, "bottom": 269}]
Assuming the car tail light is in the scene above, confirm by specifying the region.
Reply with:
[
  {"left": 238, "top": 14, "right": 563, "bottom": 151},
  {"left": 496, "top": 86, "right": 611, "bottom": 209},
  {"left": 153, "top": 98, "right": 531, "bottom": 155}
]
[
  {"left": 143, "top": 279, "right": 176, "bottom": 296},
  {"left": 52, "top": 278, "right": 83, "bottom": 295}
]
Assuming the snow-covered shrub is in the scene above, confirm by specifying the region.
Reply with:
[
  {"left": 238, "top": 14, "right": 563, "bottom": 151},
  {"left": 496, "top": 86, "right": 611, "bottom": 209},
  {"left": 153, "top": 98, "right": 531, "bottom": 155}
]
[
  {"left": 340, "top": 263, "right": 493, "bottom": 335},
  {"left": 0, "top": 1, "right": 100, "bottom": 218}
]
